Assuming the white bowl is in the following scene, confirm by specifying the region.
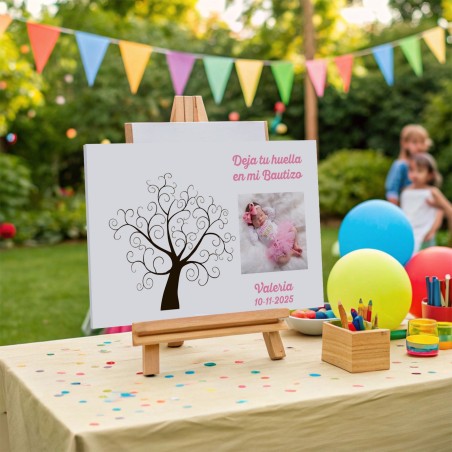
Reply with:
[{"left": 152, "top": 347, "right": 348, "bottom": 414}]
[{"left": 286, "top": 315, "right": 338, "bottom": 336}]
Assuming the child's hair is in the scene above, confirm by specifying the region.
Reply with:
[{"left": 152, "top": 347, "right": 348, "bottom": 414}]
[
  {"left": 400, "top": 124, "right": 432, "bottom": 153},
  {"left": 244, "top": 202, "right": 260, "bottom": 214},
  {"left": 411, "top": 153, "right": 442, "bottom": 187}
]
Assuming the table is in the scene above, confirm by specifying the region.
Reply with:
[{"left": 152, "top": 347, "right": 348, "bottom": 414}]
[{"left": 1, "top": 330, "right": 451, "bottom": 452}]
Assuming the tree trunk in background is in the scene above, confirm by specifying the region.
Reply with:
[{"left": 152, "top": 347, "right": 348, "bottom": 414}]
[
  {"left": 302, "top": 0, "right": 318, "bottom": 151},
  {"left": 160, "top": 265, "right": 182, "bottom": 310}
]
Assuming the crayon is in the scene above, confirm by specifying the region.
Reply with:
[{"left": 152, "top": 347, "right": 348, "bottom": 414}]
[
  {"left": 352, "top": 317, "right": 361, "bottom": 331},
  {"left": 426, "top": 276, "right": 431, "bottom": 306},
  {"left": 357, "top": 315, "right": 365, "bottom": 331},
  {"left": 440, "top": 279, "right": 446, "bottom": 307},
  {"left": 351, "top": 308, "right": 358, "bottom": 319},
  {"left": 338, "top": 301, "right": 349, "bottom": 330},
  {"left": 366, "top": 300, "right": 372, "bottom": 322},
  {"left": 373, "top": 314, "right": 378, "bottom": 329},
  {"left": 391, "top": 329, "right": 407, "bottom": 340},
  {"left": 433, "top": 277, "right": 441, "bottom": 307}
]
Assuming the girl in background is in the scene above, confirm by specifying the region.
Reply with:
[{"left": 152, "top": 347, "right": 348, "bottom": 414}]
[
  {"left": 400, "top": 153, "right": 443, "bottom": 253},
  {"left": 385, "top": 124, "right": 431, "bottom": 205}
]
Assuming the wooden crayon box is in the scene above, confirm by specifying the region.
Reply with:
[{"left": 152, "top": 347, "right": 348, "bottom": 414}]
[{"left": 321, "top": 321, "right": 390, "bottom": 373}]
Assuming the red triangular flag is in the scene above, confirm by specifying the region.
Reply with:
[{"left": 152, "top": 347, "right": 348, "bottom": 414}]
[
  {"left": 27, "top": 23, "right": 61, "bottom": 73},
  {"left": 334, "top": 54, "right": 354, "bottom": 93},
  {"left": 305, "top": 59, "right": 327, "bottom": 97}
]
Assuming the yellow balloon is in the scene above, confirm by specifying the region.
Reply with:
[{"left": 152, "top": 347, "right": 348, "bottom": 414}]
[{"left": 327, "top": 249, "right": 412, "bottom": 330}]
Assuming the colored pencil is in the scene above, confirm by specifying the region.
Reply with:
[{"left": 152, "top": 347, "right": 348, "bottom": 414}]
[
  {"left": 373, "top": 314, "right": 378, "bottom": 329},
  {"left": 358, "top": 298, "right": 364, "bottom": 317},
  {"left": 446, "top": 274, "right": 450, "bottom": 308},
  {"left": 366, "top": 300, "right": 372, "bottom": 322},
  {"left": 338, "top": 301, "right": 349, "bottom": 330}
]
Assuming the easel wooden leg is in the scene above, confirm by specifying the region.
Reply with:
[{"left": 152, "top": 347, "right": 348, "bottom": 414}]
[
  {"left": 168, "top": 341, "right": 184, "bottom": 348},
  {"left": 142, "top": 344, "right": 160, "bottom": 375},
  {"left": 263, "top": 331, "right": 286, "bottom": 360}
]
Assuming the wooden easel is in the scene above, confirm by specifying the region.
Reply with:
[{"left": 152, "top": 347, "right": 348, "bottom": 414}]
[{"left": 126, "top": 96, "right": 289, "bottom": 375}]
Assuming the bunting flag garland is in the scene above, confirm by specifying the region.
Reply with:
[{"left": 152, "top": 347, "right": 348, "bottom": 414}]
[
  {"left": 422, "top": 27, "right": 446, "bottom": 64},
  {"left": 0, "top": 14, "right": 12, "bottom": 35},
  {"left": 270, "top": 62, "right": 294, "bottom": 105},
  {"left": 119, "top": 41, "right": 153, "bottom": 94},
  {"left": 1, "top": 14, "right": 450, "bottom": 104},
  {"left": 166, "top": 52, "right": 196, "bottom": 95},
  {"left": 75, "top": 32, "right": 110, "bottom": 86},
  {"left": 306, "top": 59, "right": 327, "bottom": 97},
  {"left": 334, "top": 54, "right": 354, "bottom": 93},
  {"left": 26, "top": 23, "right": 61, "bottom": 73},
  {"left": 372, "top": 44, "right": 394, "bottom": 86},
  {"left": 235, "top": 60, "right": 263, "bottom": 107},
  {"left": 203, "top": 56, "right": 233, "bottom": 104},
  {"left": 400, "top": 36, "right": 423, "bottom": 76}
]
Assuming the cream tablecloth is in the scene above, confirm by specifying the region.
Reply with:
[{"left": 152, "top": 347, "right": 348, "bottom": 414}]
[{"left": 1, "top": 330, "right": 451, "bottom": 452}]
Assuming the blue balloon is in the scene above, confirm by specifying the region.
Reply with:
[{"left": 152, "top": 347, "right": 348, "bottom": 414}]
[{"left": 339, "top": 200, "right": 414, "bottom": 265}]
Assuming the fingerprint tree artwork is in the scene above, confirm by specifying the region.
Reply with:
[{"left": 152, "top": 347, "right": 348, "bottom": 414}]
[{"left": 109, "top": 173, "right": 236, "bottom": 311}]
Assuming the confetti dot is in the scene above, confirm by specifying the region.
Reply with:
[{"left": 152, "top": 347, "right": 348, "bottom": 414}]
[
  {"left": 106, "top": 361, "right": 116, "bottom": 365},
  {"left": 165, "top": 375, "right": 174, "bottom": 379},
  {"left": 104, "top": 366, "right": 112, "bottom": 369},
  {"left": 89, "top": 422, "right": 99, "bottom": 427},
  {"left": 285, "top": 389, "right": 297, "bottom": 393},
  {"left": 175, "top": 384, "right": 185, "bottom": 387},
  {"left": 71, "top": 382, "right": 81, "bottom": 385},
  {"left": 141, "top": 404, "right": 150, "bottom": 407},
  {"left": 57, "top": 371, "right": 66, "bottom": 374},
  {"left": 112, "top": 408, "right": 121, "bottom": 411},
  {"left": 76, "top": 372, "right": 85, "bottom": 376},
  {"left": 260, "top": 376, "right": 270, "bottom": 380},
  {"left": 156, "top": 400, "right": 165, "bottom": 404},
  {"left": 392, "top": 361, "right": 402, "bottom": 364},
  {"left": 251, "top": 370, "right": 260, "bottom": 374},
  {"left": 47, "top": 353, "right": 55, "bottom": 356},
  {"left": 234, "top": 360, "right": 244, "bottom": 364},
  {"left": 54, "top": 394, "right": 63, "bottom": 397},
  {"left": 183, "top": 405, "right": 192, "bottom": 409},
  {"left": 61, "top": 390, "right": 70, "bottom": 394},
  {"left": 309, "top": 373, "right": 321, "bottom": 377},
  {"left": 204, "top": 362, "right": 216, "bottom": 367},
  {"left": 35, "top": 370, "right": 44, "bottom": 373},
  {"left": 236, "top": 400, "right": 247, "bottom": 404},
  {"left": 121, "top": 393, "right": 134, "bottom": 398},
  {"left": 428, "top": 371, "right": 437, "bottom": 374},
  {"left": 136, "top": 371, "right": 143, "bottom": 375},
  {"left": 412, "top": 372, "right": 421, "bottom": 375},
  {"left": 219, "top": 376, "right": 229, "bottom": 379},
  {"left": 104, "top": 341, "right": 112, "bottom": 344},
  {"left": 103, "top": 389, "right": 112, "bottom": 393},
  {"left": 79, "top": 400, "right": 87, "bottom": 403},
  {"left": 238, "top": 385, "right": 246, "bottom": 389},
  {"left": 353, "top": 385, "right": 364, "bottom": 388},
  {"left": 185, "top": 370, "right": 195, "bottom": 375},
  {"left": 263, "top": 385, "right": 271, "bottom": 388}
]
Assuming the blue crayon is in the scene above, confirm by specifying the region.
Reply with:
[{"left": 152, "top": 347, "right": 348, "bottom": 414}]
[{"left": 426, "top": 276, "right": 432, "bottom": 306}]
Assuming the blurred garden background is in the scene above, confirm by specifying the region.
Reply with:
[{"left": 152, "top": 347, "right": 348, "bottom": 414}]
[{"left": 0, "top": 0, "right": 451, "bottom": 345}]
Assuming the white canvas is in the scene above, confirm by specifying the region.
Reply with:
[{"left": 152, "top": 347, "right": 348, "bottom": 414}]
[
  {"left": 84, "top": 141, "right": 323, "bottom": 328},
  {"left": 126, "top": 121, "right": 267, "bottom": 143}
]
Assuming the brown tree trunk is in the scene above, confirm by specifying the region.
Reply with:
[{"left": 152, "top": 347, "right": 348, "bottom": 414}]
[{"left": 160, "top": 265, "right": 182, "bottom": 310}]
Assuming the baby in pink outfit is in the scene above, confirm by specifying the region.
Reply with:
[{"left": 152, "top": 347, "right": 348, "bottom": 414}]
[{"left": 243, "top": 202, "right": 302, "bottom": 266}]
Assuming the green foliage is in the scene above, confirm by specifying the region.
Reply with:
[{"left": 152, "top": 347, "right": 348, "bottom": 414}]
[
  {"left": 13, "top": 194, "right": 87, "bottom": 245},
  {"left": 0, "top": 153, "right": 34, "bottom": 222},
  {"left": 424, "top": 79, "right": 452, "bottom": 201},
  {"left": 318, "top": 150, "right": 391, "bottom": 217}
]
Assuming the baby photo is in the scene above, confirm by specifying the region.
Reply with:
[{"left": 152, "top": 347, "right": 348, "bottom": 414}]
[{"left": 238, "top": 192, "right": 308, "bottom": 274}]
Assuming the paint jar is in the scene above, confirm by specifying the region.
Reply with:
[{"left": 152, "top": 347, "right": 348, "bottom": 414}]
[
  {"left": 438, "top": 322, "right": 452, "bottom": 350},
  {"left": 406, "top": 318, "right": 439, "bottom": 357}
]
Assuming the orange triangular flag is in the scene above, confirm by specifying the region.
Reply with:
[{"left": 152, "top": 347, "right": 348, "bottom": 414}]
[
  {"left": 422, "top": 27, "right": 446, "bottom": 64},
  {"left": 0, "top": 14, "right": 12, "bottom": 35},
  {"left": 26, "top": 22, "right": 61, "bottom": 73},
  {"left": 334, "top": 54, "right": 354, "bottom": 93},
  {"left": 119, "top": 40, "right": 153, "bottom": 94}
]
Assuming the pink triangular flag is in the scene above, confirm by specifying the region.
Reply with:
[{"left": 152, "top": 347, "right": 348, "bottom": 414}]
[
  {"left": 334, "top": 54, "right": 354, "bottom": 93},
  {"left": 166, "top": 52, "right": 196, "bottom": 95},
  {"left": 305, "top": 59, "right": 327, "bottom": 97}
]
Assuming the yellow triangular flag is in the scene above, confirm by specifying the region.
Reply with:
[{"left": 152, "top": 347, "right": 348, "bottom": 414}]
[
  {"left": 0, "top": 14, "right": 12, "bottom": 35},
  {"left": 235, "top": 59, "right": 263, "bottom": 107},
  {"left": 422, "top": 27, "right": 446, "bottom": 64},
  {"left": 119, "top": 40, "right": 153, "bottom": 94}
]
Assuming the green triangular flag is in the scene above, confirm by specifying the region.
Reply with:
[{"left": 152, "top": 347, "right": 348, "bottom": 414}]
[
  {"left": 400, "top": 36, "right": 423, "bottom": 76},
  {"left": 203, "top": 56, "right": 233, "bottom": 104},
  {"left": 271, "top": 62, "right": 294, "bottom": 105}
]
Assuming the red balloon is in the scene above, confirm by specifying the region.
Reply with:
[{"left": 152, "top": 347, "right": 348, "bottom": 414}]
[
  {"left": 405, "top": 247, "right": 452, "bottom": 317},
  {"left": 0, "top": 223, "right": 16, "bottom": 239}
]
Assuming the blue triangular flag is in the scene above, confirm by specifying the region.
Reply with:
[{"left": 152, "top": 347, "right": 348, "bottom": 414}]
[
  {"left": 75, "top": 31, "right": 110, "bottom": 86},
  {"left": 372, "top": 44, "right": 394, "bottom": 86}
]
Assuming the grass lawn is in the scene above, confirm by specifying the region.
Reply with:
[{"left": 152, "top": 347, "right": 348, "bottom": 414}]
[{"left": 0, "top": 227, "right": 339, "bottom": 346}]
